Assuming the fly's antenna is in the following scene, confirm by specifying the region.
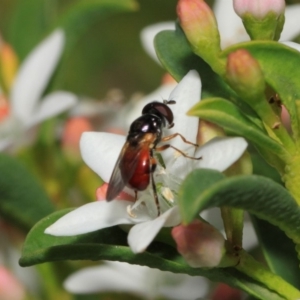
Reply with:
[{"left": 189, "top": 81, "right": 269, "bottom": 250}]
[{"left": 163, "top": 99, "right": 176, "bottom": 105}]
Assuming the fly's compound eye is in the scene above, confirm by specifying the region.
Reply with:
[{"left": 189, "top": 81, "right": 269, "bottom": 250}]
[{"left": 142, "top": 101, "right": 174, "bottom": 126}]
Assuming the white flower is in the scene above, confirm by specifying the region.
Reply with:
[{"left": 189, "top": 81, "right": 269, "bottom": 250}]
[
  {"left": 0, "top": 29, "right": 77, "bottom": 151},
  {"left": 63, "top": 260, "right": 209, "bottom": 300},
  {"left": 45, "top": 70, "right": 248, "bottom": 254}
]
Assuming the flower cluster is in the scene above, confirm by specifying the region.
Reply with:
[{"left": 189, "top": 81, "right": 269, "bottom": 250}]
[{"left": 46, "top": 69, "right": 248, "bottom": 264}]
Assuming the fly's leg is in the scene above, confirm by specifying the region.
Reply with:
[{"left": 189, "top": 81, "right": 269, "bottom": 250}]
[
  {"left": 151, "top": 171, "right": 160, "bottom": 216},
  {"left": 150, "top": 154, "right": 160, "bottom": 216},
  {"left": 161, "top": 132, "right": 199, "bottom": 148},
  {"left": 156, "top": 143, "right": 202, "bottom": 160}
]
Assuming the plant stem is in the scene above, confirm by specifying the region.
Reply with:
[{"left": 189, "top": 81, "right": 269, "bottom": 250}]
[
  {"left": 221, "top": 207, "right": 244, "bottom": 248},
  {"left": 236, "top": 250, "right": 300, "bottom": 300},
  {"left": 282, "top": 153, "right": 300, "bottom": 206}
]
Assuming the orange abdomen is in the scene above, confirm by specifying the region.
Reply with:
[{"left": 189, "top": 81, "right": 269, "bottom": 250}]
[{"left": 127, "top": 149, "right": 150, "bottom": 191}]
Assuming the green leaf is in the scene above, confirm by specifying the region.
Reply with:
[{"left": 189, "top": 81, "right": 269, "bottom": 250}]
[
  {"left": 250, "top": 147, "right": 282, "bottom": 184},
  {"left": 20, "top": 209, "right": 289, "bottom": 300},
  {"left": 178, "top": 169, "right": 300, "bottom": 261},
  {"left": 189, "top": 97, "right": 289, "bottom": 167},
  {"left": 0, "top": 154, "right": 55, "bottom": 231},
  {"left": 155, "top": 24, "right": 235, "bottom": 100},
  {"left": 251, "top": 216, "right": 300, "bottom": 289},
  {"left": 221, "top": 41, "right": 300, "bottom": 140}
]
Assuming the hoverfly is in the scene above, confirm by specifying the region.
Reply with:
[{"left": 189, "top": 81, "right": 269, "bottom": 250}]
[{"left": 106, "top": 100, "right": 201, "bottom": 215}]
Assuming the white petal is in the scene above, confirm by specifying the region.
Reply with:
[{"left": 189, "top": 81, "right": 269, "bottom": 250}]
[
  {"left": 64, "top": 261, "right": 209, "bottom": 300},
  {"left": 200, "top": 207, "right": 224, "bottom": 230},
  {"left": 140, "top": 22, "right": 175, "bottom": 64},
  {"left": 25, "top": 91, "right": 77, "bottom": 128},
  {"left": 159, "top": 273, "right": 209, "bottom": 300},
  {"left": 44, "top": 200, "right": 151, "bottom": 236},
  {"left": 125, "top": 82, "right": 177, "bottom": 129},
  {"left": 194, "top": 137, "right": 248, "bottom": 172},
  {"left": 0, "top": 115, "right": 22, "bottom": 151},
  {"left": 11, "top": 29, "right": 65, "bottom": 123},
  {"left": 80, "top": 132, "right": 125, "bottom": 182},
  {"left": 280, "top": 5, "right": 300, "bottom": 41},
  {"left": 69, "top": 99, "right": 111, "bottom": 117},
  {"left": 280, "top": 41, "right": 300, "bottom": 52},
  {"left": 163, "top": 70, "right": 201, "bottom": 177},
  {"left": 243, "top": 214, "right": 258, "bottom": 251},
  {"left": 64, "top": 262, "right": 151, "bottom": 296},
  {"left": 128, "top": 206, "right": 181, "bottom": 253},
  {"left": 214, "top": 0, "right": 249, "bottom": 48}
]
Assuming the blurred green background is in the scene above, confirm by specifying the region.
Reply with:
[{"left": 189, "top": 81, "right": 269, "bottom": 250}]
[
  {"left": 0, "top": 0, "right": 298, "bottom": 101},
  {"left": 0, "top": 0, "right": 181, "bottom": 100}
]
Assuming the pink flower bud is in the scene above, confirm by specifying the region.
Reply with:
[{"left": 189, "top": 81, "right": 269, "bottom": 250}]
[
  {"left": 171, "top": 220, "right": 225, "bottom": 268},
  {"left": 177, "top": 0, "right": 222, "bottom": 72},
  {"left": 226, "top": 49, "right": 265, "bottom": 99},
  {"left": 211, "top": 283, "right": 242, "bottom": 300},
  {"left": 177, "top": 0, "right": 218, "bottom": 39},
  {"left": 233, "top": 0, "right": 285, "bottom": 20}
]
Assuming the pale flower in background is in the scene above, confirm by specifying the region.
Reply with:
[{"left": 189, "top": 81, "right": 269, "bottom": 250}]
[
  {"left": 0, "top": 29, "right": 77, "bottom": 151},
  {"left": 140, "top": 21, "right": 175, "bottom": 64},
  {"left": 0, "top": 265, "right": 25, "bottom": 300},
  {"left": 63, "top": 260, "right": 209, "bottom": 300}
]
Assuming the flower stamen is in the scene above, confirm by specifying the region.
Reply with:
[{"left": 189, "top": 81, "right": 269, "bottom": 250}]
[
  {"left": 162, "top": 187, "right": 175, "bottom": 204},
  {"left": 126, "top": 205, "right": 136, "bottom": 218}
]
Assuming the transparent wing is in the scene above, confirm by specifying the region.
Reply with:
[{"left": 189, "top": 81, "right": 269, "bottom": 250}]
[{"left": 106, "top": 142, "right": 145, "bottom": 201}]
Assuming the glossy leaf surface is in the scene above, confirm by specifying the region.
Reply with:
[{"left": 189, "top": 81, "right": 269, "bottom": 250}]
[
  {"left": 20, "top": 209, "right": 287, "bottom": 300},
  {"left": 251, "top": 216, "right": 300, "bottom": 289}
]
